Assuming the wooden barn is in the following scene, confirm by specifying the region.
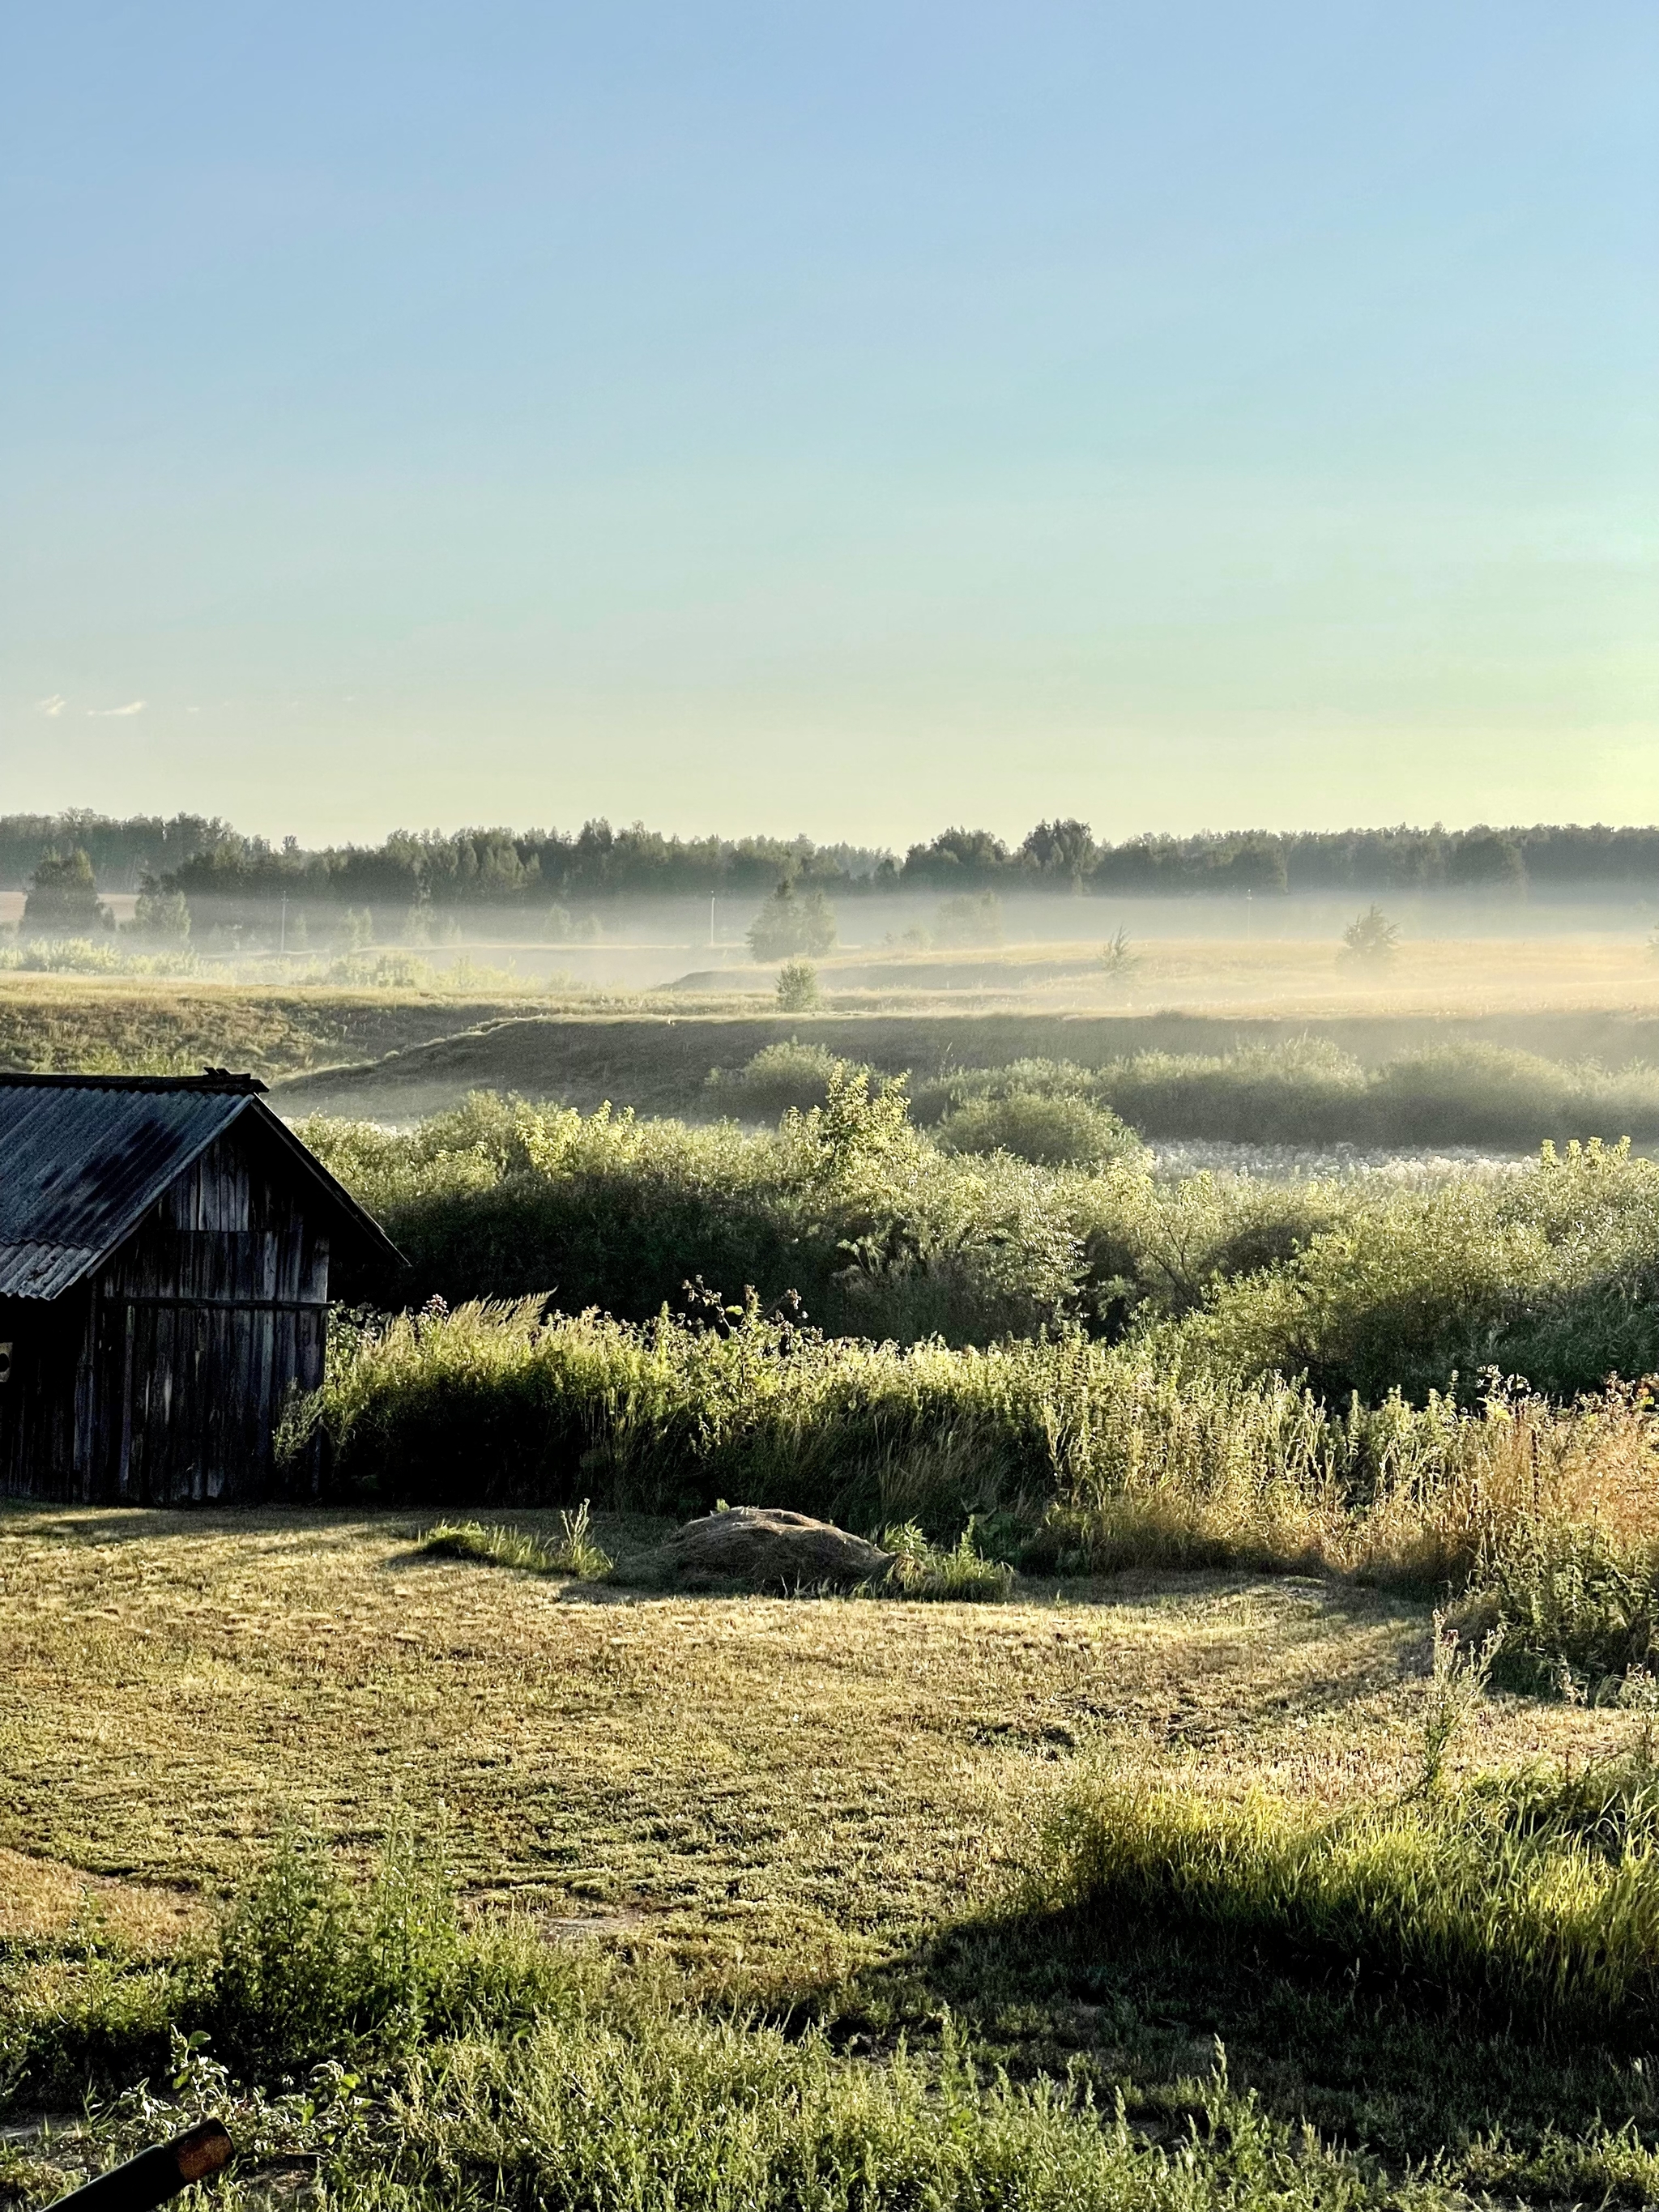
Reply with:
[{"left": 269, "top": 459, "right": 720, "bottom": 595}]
[{"left": 0, "top": 1071, "right": 399, "bottom": 1504}]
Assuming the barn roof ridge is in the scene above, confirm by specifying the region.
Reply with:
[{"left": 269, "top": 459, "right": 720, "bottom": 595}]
[
  {"left": 0, "top": 1069, "right": 268, "bottom": 1094},
  {"left": 0, "top": 1077, "right": 399, "bottom": 1300}
]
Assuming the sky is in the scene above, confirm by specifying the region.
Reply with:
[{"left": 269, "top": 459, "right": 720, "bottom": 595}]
[{"left": 2, "top": 1, "right": 1656, "bottom": 847}]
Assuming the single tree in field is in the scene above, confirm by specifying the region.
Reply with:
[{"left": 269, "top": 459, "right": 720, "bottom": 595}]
[
  {"left": 775, "top": 960, "right": 821, "bottom": 1011},
  {"left": 23, "top": 848, "right": 110, "bottom": 935},
  {"left": 1340, "top": 904, "right": 1401, "bottom": 965},
  {"left": 130, "top": 879, "right": 192, "bottom": 940},
  {"left": 1097, "top": 927, "right": 1136, "bottom": 975},
  {"left": 934, "top": 893, "right": 1004, "bottom": 946},
  {"left": 748, "top": 880, "right": 837, "bottom": 961}
]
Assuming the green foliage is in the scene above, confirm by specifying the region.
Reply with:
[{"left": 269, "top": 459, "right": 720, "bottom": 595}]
[
  {"left": 907, "top": 1037, "right": 1659, "bottom": 1150},
  {"left": 1472, "top": 1522, "right": 1659, "bottom": 1699},
  {"left": 1036, "top": 1750, "right": 1659, "bottom": 2036},
  {"left": 775, "top": 958, "right": 820, "bottom": 1010},
  {"left": 22, "top": 847, "right": 109, "bottom": 935},
  {"left": 748, "top": 880, "right": 838, "bottom": 960},
  {"left": 306, "top": 1085, "right": 1086, "bottom": 1343},
  {"left": 0, "top": 937, "right": 198, "bottom": 977},
  {"left": 283, "top": 1295, "right": 1069, "bottom": 1532},
  {"left": 879, "top": 1519, "right": 1016, "bottom": 1600},
  {"left": 1339, "top": 905, "right": 1400, "bottom": 965},
  {"left": 1414, "top": 1615, "right": 1503, "bottom": 1795},
  {"left": 1097, "top": 927, "right": 1136, "bottom": 974},
  {"left": 128, "top": 882, "right": 191, "bottom": 940},
  {"left": 6, "top": 1868, "right": 1434, "bottom": 2212},
  {"left": 210, "top": 1820, "right": 450, "bottom": 2069},
  {"left": 1187, "top": 1137, "right": 1659, "bottom": 1400},
  {"left": 309, "top": 1086, "right": 1659, "bottom": 1388},
  {"left": 706, "top": 1038, "right": 851, "bottom": 1116},
  {"left": 420, "top": 1502, "right": 613, "bottom": 1579},
  {"left": 937, "top": 1090, "right": 1137, "bottom": 1168},
  {"left": 934, "top": 892, "right": 1004, "bottom": 945}
]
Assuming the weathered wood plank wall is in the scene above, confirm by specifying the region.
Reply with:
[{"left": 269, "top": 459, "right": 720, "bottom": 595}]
[{"left": 1, "top": 1119, "right": 333, "bottom": 1504}]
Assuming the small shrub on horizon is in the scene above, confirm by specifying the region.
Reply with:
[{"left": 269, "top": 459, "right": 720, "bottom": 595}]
[{"left": 1097, "top": 927, "right": 1136, "bottom": 976}]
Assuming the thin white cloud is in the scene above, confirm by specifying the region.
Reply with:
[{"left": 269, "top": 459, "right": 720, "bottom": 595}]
[
  {"left": 37, "top": 694, "right": 66, "bottom": 716},
  {"left": 87, "top": 699, "right": 147, "bottom": 717}
]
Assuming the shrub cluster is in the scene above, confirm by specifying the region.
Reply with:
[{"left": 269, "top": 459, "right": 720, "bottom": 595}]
[
  {"left": 715, "top": 1036, "right": 1659, "bottom": 1151},
  {"left": 309, "top": 1087, "right": 1659, "bottom": 1397}
]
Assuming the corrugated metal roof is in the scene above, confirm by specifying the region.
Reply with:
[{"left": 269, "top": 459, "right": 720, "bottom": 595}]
[{"left": 0, "top": 1074, "right": 399, "bottom": 1299}]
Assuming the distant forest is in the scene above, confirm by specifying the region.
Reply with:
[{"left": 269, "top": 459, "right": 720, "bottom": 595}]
[{"left": 4, "top": 809, "right": 1659, "bottom": 918}]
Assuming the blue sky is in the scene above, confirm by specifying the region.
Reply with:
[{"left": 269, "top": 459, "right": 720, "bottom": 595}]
[{"left": 2, "top": 2, "right": 1655, "bottom": 844}]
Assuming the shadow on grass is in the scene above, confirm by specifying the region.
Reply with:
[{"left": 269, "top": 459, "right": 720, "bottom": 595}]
[{"left": 810, "top": 1894, "right": 1659, "bottom": 2167}]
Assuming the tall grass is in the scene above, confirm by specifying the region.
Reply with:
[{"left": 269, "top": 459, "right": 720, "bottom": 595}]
[
  {"left": 1036, "top": 1750, "right": 1659, "bottom": 2035},
  {"left": 418, "top": 1502, "right": 613, "bottom": 1579},
  {"left": 3, "top": 1823, "right": 1419, "bottom": 2212},
  {"left": 284, "top": 1298, "right": 1659, "bottom": 1686}
]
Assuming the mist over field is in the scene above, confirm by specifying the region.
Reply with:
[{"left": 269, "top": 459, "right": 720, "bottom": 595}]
[{"left": 6, "top": 3, "right": 1659, "bottom": 2202}]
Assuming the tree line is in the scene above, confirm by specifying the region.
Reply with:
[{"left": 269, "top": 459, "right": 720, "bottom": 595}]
[{"left": 6, "top": 811, "right": 1659, "bottom": 926}]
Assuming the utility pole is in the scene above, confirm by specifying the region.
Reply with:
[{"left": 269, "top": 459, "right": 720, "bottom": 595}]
[
  {"left": 279, "top": 892, "right": 288, "bottom": 954},
  {"left": 710, "top": 894, "right": 716, "bottom": 948}
]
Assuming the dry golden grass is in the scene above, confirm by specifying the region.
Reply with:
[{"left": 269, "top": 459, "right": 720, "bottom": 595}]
[
  {"left": 7, "top": 932, "right": 1657, "bottom": 1097},
  {"left": 0, "top": 976, "right": 564, "bottom": 1080},
  {"left": 0, "top": 1506, "right": 1633, "bottom": 1989},
  {"left": 809, "top": 935, "right": 1659, "bottom": 1019}
]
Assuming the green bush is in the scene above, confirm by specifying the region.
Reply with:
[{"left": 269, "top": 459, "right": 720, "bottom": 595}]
[
  {"left": 879, "top": 1519, "right": 1017, "bottom": 1600},
  {"left": 0, "top": 1820, "right": 573, "bottom": 2101},
  {"left": 706, "top": 1038, "right": 856, "bottom": 1117},
  {"left": 308, "top": 1080, "right": 1086, "bottom": 1345},
  {"left": 1188, "top": 1138, "right": 1659, "bottom": 1400},
  {"left": 775, "top": 959, "right": 820, "bottom": 1011},
  {"left": 936, "top": 1091, "right": 1137, "bottom": 1168}
]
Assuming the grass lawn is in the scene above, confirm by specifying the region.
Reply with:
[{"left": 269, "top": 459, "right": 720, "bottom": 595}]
[
  {"left": 9, "top": 1504, "right": 1656, "bottom": 2176},
  {"left": 2, "top": 1507, "right": 1439, "bottom": 1967}
]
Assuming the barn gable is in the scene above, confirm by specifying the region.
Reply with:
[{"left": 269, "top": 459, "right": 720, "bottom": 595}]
[{"left": 0, "top": 1072, "right": 397, "bottom": 1505}]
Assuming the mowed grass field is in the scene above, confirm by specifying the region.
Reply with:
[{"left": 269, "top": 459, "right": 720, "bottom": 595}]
[
  {"left": 21, "top": 1502, "right": 1659, "bottom": 2197},
  {"left": 1, "top": 1505, "right": 1626, "bottom": 1995}
]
